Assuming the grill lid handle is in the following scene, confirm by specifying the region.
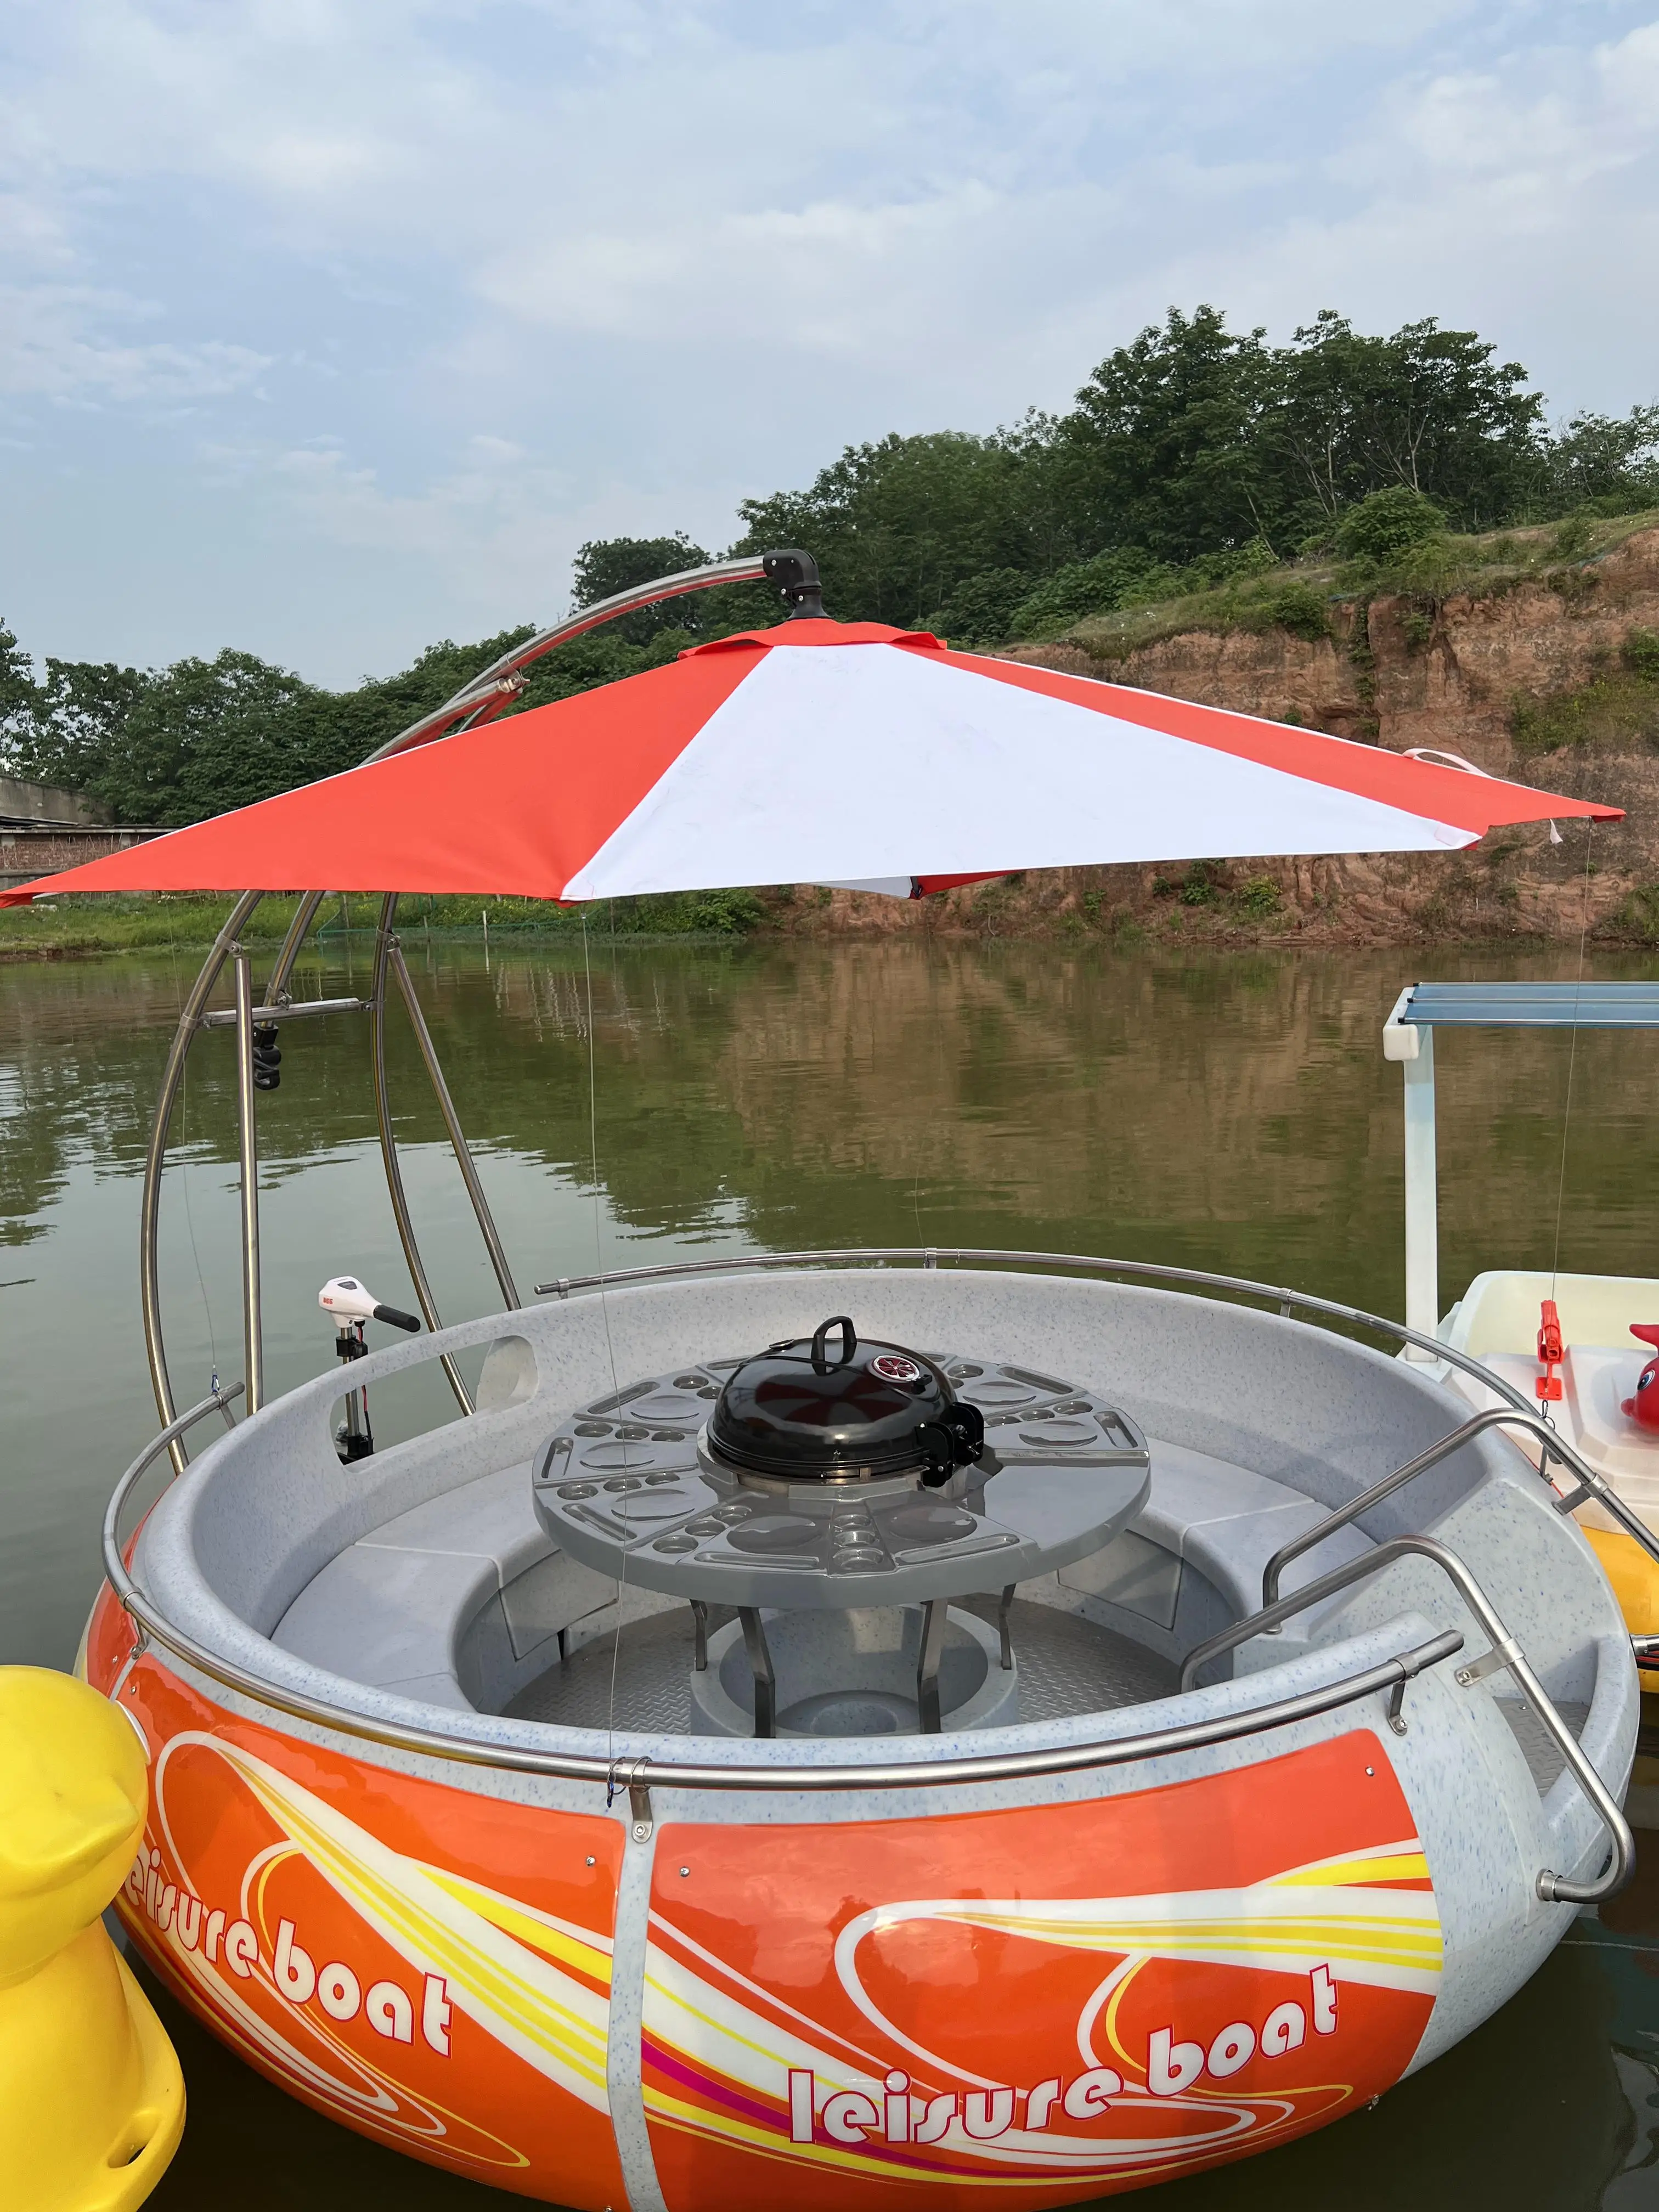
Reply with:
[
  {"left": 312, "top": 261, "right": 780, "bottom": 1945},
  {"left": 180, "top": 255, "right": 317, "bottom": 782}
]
[{"left": 810, "top": 1315, "right": 857, "bottom": 1373}]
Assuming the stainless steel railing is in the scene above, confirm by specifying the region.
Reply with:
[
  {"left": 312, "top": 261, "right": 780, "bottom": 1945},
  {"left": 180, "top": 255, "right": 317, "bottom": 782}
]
[
  {"left": 532, "top": 1243, "right": 1544, "bottom": 1414},
  {"left": 1262, "top": 1403, "right": 1659, "bottom": 1612},
  {"left": 101, "top": 1391, "right": 1462, "bottom": 1813},
  {"left": 1181, "top": 1532, "right": 1633, "bottom": 1903}
]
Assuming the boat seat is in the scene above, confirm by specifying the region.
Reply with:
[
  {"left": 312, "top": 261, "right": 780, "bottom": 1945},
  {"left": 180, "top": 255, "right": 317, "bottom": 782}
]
[
  {"left": 269, "top": 1438, "right": 1380, "bottom": 1709},
  {"left": 1054, "top": 1437, "right": 1376, "bottom": 1664},
  {"left": 270, "top": 1465, "right": 617, "bottom": 1713}
]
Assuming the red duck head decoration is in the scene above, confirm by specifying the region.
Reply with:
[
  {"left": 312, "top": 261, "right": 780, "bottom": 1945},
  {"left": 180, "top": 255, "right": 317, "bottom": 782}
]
[{"left": 1622, "top": 1325, "right": 1659, "bottom": 1429}]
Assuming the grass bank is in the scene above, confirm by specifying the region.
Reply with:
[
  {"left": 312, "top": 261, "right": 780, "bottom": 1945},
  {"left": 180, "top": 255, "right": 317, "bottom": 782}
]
[
  {"left": 1057, "top": 507, "right": 1659, "bottom": 663},
  {"left": 0, "top": 887, "right": 768, "bottom": 961}
]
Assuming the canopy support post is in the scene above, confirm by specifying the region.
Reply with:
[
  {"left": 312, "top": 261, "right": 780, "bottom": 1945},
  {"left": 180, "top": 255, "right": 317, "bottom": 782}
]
[
  {"left": 388, "top": 939, "right": 521, "bottom": 1308},
  {"left": 1385, "top": 995, "right": 1438, "bottom": 1358},
  {"left": 370, "top": 895, "right": 474, "bottom": 1415},
  {"left": 142, "top": 890, "right": 265, "bottom": 1472},
  {"left": 233, "top": 949, "right": 265, "bottom": 1413},
  {"left": 263, "top": 888, "right": 329, "bottom": 1008}
]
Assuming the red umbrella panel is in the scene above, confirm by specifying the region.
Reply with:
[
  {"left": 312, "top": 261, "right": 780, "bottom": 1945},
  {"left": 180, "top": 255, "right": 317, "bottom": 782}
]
[{"left": 0, "top": 620, "right": 1620, "bottom": 906}]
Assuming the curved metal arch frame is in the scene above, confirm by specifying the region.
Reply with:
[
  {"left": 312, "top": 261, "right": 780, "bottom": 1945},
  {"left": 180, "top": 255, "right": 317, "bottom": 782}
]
[{"left": 138, "top": 556, "right": 775, "bottom": 1463}]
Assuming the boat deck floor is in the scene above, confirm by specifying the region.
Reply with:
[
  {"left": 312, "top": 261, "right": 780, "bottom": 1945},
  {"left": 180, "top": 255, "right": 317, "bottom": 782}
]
[{"left": 502, "top": 1597, "right": 1180, "bottom": 1735}]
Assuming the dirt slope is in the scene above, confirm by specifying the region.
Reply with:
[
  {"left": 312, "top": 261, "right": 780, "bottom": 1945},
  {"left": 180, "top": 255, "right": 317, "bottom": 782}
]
[{"left": 763, "top": 530, "right": 1659, "bottom": 947}]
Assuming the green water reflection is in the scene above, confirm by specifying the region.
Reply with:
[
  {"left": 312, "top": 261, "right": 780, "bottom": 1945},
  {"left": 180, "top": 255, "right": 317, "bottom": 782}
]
[{"left": 4, "top": 935, "right": 1659, "bottom": 2207}]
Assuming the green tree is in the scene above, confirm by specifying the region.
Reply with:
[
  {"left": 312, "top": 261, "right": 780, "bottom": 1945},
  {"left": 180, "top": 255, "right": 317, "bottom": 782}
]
[
  {"left": 931, "top": 567, "right": 1038, "bottom": 645},
  {"left": 1052, "top": 307, "right": 1276, "bottom": 562},
  {"left": 1263, "top": 312, "right": 1542, "bottom": 535},
  {"left": 735, "top": 430, "right": 1056, "bottom": 626},
  {"left": 93, "top": 652, "right": 324, "bottom": 824},
  {"left": 1536, "top": 407, "right": 1659, "bottom": 515},
  {"left": 571, "top": 533, "right": 713, "bottom": 641},
  {"left": 0, "top": 619, "right": 38, "bottom": 774},
  {"left": 0, "top": 627, "right": 150, "bottom": 797}
]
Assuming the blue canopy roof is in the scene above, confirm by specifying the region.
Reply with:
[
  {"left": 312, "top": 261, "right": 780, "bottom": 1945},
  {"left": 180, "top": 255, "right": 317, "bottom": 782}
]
[{"left": 1392, "top": 981, "right": 1659, "bottom": 1030}]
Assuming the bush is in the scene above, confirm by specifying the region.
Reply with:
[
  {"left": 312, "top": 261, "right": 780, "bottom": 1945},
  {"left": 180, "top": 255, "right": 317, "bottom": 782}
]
[
  {"left": 1259, "top": 582, "right": 1329, "bottom": 641},
  {"left": 1552, "top": 512, "right": 1595, "bottom": 558},
  {"left": 1619, "top": 883, "right": 1659, "bottom": 943},
  {"left": 1334, "top": 487, "right": 1448, "bottom": 566},
  {"left": 1236, "top": 876, "right": 1283, "bottom": 916},
  {"left": 1512, "top": 666, "right": 1659, "bottom": 756},
  {"left": 932, "top": 568, "right": 1039, "bottom": 646},
  {"left": 1624, "top": 626, "right": 1659, "bottom": 681},
  {"left": 1008, "top": 549, "right": 1165, "bottom": 637}
]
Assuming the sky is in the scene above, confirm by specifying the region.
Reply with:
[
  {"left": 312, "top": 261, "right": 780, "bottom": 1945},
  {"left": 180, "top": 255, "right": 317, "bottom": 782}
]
[{"left": 3, "top": 1, "right": 1658, "bottom": 687}]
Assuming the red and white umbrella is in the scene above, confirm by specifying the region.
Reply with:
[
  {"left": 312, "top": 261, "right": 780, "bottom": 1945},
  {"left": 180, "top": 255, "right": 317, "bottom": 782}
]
[{"left": 1, "top": 618, "right": 1618, "bottom": 906}]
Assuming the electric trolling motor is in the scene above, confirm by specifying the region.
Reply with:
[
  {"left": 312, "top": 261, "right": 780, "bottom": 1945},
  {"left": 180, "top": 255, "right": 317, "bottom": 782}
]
[{"left": 318, "top": 1275, "right": 421, "bottom": 1463}]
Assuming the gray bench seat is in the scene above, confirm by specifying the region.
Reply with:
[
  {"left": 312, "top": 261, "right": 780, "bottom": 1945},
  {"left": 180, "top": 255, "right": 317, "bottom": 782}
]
[
  {"left": 270, "top": 1464, "right": 617, "bottom": 1712},
  {"left": 1051, "top": 1437, "right": 1375, "bottom": 1667}
]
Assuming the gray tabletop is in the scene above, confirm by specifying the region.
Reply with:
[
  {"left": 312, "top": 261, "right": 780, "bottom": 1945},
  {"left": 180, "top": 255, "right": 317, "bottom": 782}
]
[{"left": 531, "top": 1353, "right": 1151, "bottom": 1610}]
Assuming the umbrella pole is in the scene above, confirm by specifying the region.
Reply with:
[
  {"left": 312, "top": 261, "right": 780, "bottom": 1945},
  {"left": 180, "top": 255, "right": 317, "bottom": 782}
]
[{"left": 370, "top": 894, "right": 474, "bottom": 1415}]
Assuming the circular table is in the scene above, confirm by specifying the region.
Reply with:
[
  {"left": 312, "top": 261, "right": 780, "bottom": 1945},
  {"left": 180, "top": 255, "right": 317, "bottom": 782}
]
[{"left": 532, "top": 1352, "right": 1151, "bottom": 1735}]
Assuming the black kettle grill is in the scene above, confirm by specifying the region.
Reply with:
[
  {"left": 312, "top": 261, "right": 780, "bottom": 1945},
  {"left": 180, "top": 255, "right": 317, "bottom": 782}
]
[{"left": 707, "top": 1315, "right": 984, "bottom": 1488}]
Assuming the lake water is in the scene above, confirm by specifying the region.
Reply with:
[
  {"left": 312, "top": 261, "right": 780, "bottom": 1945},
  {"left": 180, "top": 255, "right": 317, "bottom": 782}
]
[{"left": 5, "top": 933, "right": 1659, "bottom": 2208}]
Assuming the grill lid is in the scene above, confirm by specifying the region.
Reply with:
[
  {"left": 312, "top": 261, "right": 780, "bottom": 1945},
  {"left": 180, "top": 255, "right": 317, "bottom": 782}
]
[{"left": 708, "top": 1315, "right": 984, "bottom": 1486}]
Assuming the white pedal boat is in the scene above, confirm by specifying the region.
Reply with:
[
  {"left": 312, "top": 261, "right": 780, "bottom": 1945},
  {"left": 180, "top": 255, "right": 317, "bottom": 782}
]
[{"left": 1385, "top": 980, "right": 1659, "bottom": 1666}]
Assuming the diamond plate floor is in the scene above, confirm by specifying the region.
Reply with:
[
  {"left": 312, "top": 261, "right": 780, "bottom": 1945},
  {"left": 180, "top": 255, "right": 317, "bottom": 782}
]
[
  {"left": 1493, "top": 1697, "right": 1590, "bottom": 1795},
  {"left": 502, "top": 1598, "right": 1178, "bottom": 1735}
]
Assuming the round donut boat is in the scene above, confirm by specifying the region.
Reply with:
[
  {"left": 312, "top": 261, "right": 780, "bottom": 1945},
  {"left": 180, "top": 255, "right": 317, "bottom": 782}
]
[
  {"left": 87, "top": 1258, "right": 1639, "bottom": 2209},
  {"left": 27, "top": 554, "right": 1640, "bottom": 2204}
]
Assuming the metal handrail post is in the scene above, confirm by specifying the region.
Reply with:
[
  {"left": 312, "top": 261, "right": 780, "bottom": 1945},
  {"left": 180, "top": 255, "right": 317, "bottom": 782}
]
[
  {"left": 232, "top": 950, "right": 264, "bottom": 1413},
  {"left": 1181, "top": 1531, "right": 1633, "bottom": 1904},
  {"left": 141, "top": 889, "right": 264, "bottom": 1470},
  {"left": 1262, "top": 1404, "right": 1659, "bottom": 1614},
  {"left": 369, "top": 895, "right": 472, "bottom": 1414},
  {"left": 388, "top": 939, "right": 520, "bottom": 1307}
]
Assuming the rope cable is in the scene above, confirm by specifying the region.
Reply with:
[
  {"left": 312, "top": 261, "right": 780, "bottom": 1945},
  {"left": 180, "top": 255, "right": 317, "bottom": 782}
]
[{"left": 580, "top": 911, "right": 629, "bottom": 1778}]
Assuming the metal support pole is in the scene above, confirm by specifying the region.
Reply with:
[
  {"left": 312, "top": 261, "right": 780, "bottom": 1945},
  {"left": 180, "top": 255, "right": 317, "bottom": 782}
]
[
  {"left": 263, "top": 888, "right": 329, "bottom": 1008},
  {"left": 1402, "top": 1030, "right": 1438, "bottom": 1357},
  {"left": 690, "top": 1600, "right": 709, "bottom": 1672},
  {"left": 996, "top": 1583, "right": 1017, "bottom": 1671},
  {"left": 141, "top": 892, "right": 265, "bottom": 1470},
  {"left": 916, "top": 1599, "right": 947, "bottom": 1733},
  {"left": 388, "top": 939, "right": 521, "bottom": 1307},
  {"left": 233, "top": 950, "right": 264, "bottom": 1414},
  {"left": 369, "top": 895, "right": 473, "bottom": 1415},
  {"left": 740, "top": 1609, "right": 776, "bottom": 1737}
]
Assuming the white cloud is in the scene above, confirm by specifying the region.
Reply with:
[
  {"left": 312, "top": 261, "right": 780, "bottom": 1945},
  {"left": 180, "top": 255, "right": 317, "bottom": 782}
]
[
  {"left": 2, "top": 1, "right": 1658, "bottom": 675},
  {"left": 0, "top": 284, "right": 270, "bottom": 404}
]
